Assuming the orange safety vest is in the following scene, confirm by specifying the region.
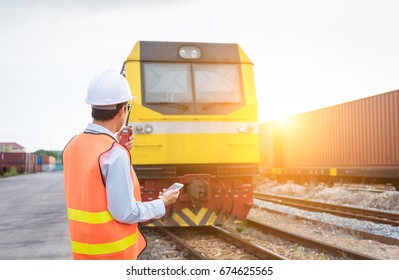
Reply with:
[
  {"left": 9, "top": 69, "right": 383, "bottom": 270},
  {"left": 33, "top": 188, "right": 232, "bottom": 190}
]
[{"left": 62, "top": 132, "right": 146, "bottom": 260}]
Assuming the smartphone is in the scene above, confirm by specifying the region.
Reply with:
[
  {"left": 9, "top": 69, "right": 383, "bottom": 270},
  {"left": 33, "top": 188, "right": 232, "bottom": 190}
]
[
  {"left": 159, "top": 183, "right": 184, "bottom": 198},
  {"left": 165, "top": 182, "right": 184, "bottom": 192}
]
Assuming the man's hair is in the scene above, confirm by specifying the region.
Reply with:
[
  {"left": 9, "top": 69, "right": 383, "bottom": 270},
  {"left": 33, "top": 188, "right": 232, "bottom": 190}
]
[{"left": 91, "top": 102, "right": 127, "bottom": 121}]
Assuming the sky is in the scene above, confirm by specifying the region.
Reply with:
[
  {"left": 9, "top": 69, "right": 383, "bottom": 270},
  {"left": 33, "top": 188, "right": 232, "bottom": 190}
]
[{"left": 1, "top": 0, "right": 398, "bottom": 152}]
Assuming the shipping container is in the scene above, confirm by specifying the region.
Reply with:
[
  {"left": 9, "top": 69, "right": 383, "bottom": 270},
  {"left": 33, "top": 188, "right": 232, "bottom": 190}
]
[
  {"left": 37, "top": 155, "right": 42, "bottom": 165},
  {"left": 55, "top": 159, "right": 63, "bottom": 171},
  {"left": 259, "top": 121, "right": 284, "bottom": 172},
  {"left": 41, "top": 156, "right": 56, "bottom": 165},
  {"left": 35, "top": 164, "right": 42, "bottom": 173},
  {"left": 26, "top": 153, "right": 37, "bottom": 174},
  {"left": 0, "top": 152, "right": 61, "bottom": 175},
  {"left": 0, "top": 151, "right": 63, "bottom": 176},
  {"left": 260, "top": 90, "right": 399, "bottom": 183},
  {"left": 42, "top": 164, "right": 56, "bottom": 172},
  {"left": 0, "top": 152, "right": 28, "bottom": 175}
]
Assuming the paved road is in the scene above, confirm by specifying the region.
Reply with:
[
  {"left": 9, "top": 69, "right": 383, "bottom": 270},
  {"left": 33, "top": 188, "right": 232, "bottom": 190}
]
[{"left": 0, "top": 172, "right": 71, "bottom": 259}]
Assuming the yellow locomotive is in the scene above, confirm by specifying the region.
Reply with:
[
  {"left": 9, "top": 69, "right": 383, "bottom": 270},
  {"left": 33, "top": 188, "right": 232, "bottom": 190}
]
[{"left": 122, "top": 41, "right": 259, "bottom": 226}]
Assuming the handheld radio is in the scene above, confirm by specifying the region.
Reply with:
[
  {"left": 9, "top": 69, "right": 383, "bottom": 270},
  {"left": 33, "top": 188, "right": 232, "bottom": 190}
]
[{"left": 119, "top": 104, "right": 132, "bottom": 146}]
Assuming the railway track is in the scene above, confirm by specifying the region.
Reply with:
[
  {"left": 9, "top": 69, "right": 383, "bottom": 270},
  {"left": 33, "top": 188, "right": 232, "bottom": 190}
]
[
  {"left": 140, "top": 226, "right": 281, "bottom": 260},
  {"left": 244, "top": 219, "right": 378, "bottom": 260},
  {"left": 139, "top": 227, "right": 192, "bottom": 260},
  {"left": 254, "top": 192, "right": 399, "bottom": 227},
  {"left": 162, "top": 226, "right": 287, "bottom": 260},
  {"left": 141, "top": 223, "right": 379, "bottom": 260}
]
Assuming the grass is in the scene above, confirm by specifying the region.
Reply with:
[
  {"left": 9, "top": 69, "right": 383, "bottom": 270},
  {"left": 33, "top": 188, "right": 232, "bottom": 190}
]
[{"left": 3, "top": 166, "right": 19, "bottom": 177}]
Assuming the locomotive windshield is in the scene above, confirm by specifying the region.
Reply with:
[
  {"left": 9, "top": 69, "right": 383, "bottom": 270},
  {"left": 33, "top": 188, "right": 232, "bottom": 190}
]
[{"left": 142, "top": 62, "right": 244, "bottom": 115}]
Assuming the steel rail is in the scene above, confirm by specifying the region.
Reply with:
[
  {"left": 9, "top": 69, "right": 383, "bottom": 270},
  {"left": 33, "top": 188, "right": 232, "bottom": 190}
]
[
  {"left": 209, "top": 225, "right": 287, "bottom": 260},
  {"left": 157, "top": 226, "right": 209, "bottom": 260},
  {"left": 254, "top": 192, "right": 399, "bottom": 227},
  {"left": 246, "top": 218, "right": 379, "bottom": 260},
  {"left": 164, "top": 226, "right": 287, "bottom": 260}
]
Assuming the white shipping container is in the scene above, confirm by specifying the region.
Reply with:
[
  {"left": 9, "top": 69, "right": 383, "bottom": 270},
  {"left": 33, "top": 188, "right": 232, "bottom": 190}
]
[{"left": 41, "top": 164, "right": 56, "bottom": 172}]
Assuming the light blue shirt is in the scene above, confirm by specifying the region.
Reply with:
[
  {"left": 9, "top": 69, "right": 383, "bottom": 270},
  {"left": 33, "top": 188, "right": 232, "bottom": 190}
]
[{"left": 85, "top": 123, "right": 165, "bottom": 224}]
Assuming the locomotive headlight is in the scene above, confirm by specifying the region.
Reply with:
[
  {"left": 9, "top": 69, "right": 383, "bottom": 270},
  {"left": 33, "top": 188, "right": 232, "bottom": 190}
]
[
  {"left": 190, "top": 49, "right": 199, "bottom": 59},
  {"left": 134, "top": 125, "right": 143, "bottom": 133},
  {"left": 179, "top": 49, "right": 186, "bottom": 57},
  {"left": 144, "top": 124, "right": 153, "bottom": 134},
  {"left": 237, "top": 123, "right": 254, "bottom": 133},
  {"left": 134, "top": 124, "right": 153, "bottom": 134},
  {"left": 179, "top": 46, "right": 201, "bottom": 59}
]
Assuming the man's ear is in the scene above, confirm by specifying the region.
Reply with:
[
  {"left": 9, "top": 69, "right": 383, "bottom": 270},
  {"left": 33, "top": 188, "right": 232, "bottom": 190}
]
[{"left": 118, "top": 106, "right": 125, "bottom": 116}]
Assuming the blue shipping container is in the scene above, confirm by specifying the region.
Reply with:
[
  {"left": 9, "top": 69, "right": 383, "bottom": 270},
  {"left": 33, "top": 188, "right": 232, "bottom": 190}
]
[{"left": 37, "top": 155, "right": 42, "bottom": 165}]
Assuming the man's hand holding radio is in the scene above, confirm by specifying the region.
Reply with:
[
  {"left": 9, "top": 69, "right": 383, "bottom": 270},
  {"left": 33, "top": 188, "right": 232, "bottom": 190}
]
[{"left": 117, "top": 128, "right": 134, "bottom": 150}]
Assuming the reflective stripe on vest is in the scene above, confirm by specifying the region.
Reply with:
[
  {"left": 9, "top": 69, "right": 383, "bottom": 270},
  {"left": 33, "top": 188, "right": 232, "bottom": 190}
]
[
  {"left": 71, "top": 232, "right": 138, "bottom": 255},
  {"left": 67, "top": 208, "right": 113, "bottom": 224},
  {"left": 67, "top": 208, "right": 138, "bottom": 255}
]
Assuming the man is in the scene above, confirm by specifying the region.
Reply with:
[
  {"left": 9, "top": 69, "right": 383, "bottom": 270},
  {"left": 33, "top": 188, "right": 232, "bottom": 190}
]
[{"left": 62, "top": 70, "right": 179, "bottom": 260}]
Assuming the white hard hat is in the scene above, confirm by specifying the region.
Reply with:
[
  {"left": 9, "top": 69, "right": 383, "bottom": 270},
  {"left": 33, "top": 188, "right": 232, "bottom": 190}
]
[{"left": 86, "top": 70, "right": 133, "bottom": 108}]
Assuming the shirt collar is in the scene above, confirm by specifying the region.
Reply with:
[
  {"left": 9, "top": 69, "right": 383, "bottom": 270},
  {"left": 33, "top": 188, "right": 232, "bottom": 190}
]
[{"left": 84, "top": 123, "right": 117, "bottom": 141}]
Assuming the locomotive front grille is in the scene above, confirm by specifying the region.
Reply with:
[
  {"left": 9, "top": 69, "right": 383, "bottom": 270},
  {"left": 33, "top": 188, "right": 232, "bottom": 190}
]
[
  {"left": 134, "top": 165, "right": 177, "bottom": 179},
  {"left": 216, "top": 163, "right": 258, "bottom": 177}
]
